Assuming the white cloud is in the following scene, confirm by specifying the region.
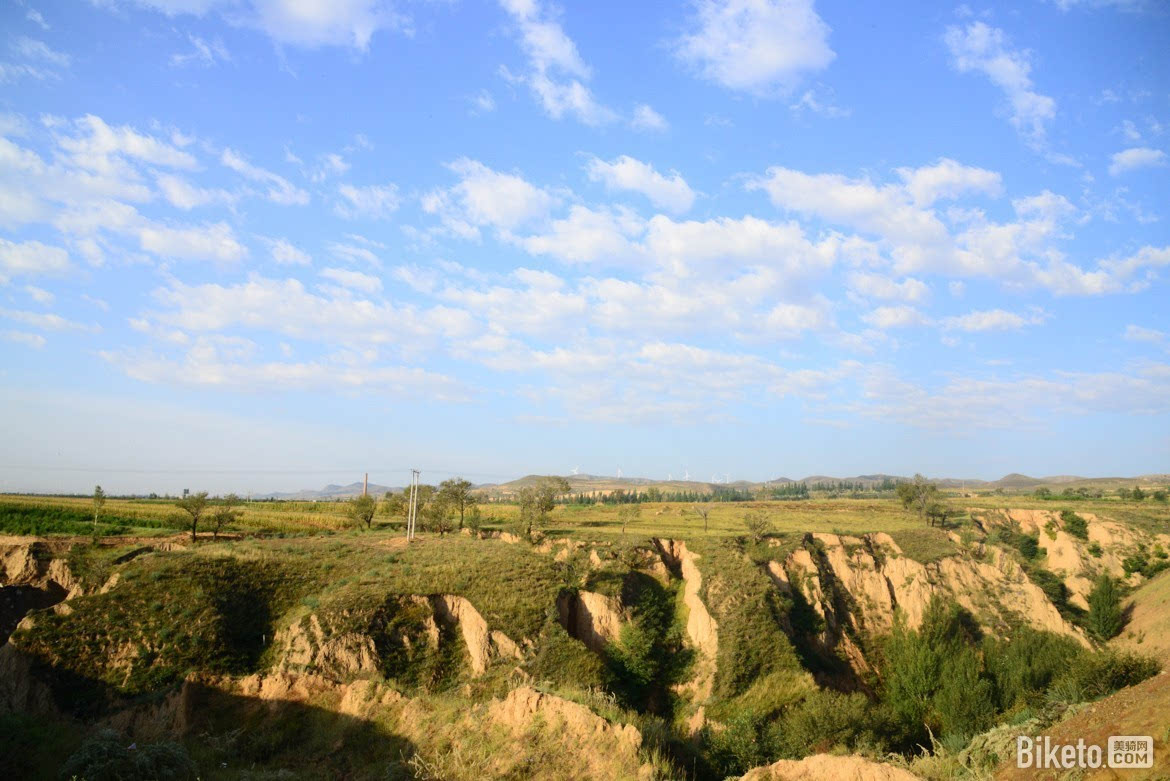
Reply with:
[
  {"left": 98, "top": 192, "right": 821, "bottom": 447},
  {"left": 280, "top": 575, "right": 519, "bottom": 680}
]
[
  {"left": 25, "top": 285, "right": 54, "bottom": 305},
  {"left": 156, "top": 173, "right": 236, "bottom": 209},
  {"left": 521, "top": 205, "right": 643, "bottom": 264},
  {"left": 112, "top": 0, "right": 409, "bottom": 50},
  {"left": 631, "top": 104, "right": 668, "bottom": 132},
  {"left": 472, "top": 90, "right": 496, "bottom": 113},
  {"left": 0, "top": 238, "right": 71, "bottom": 282},
  {"left": 944, "top": 22, "right": 1056, "bottom": 147},
  {"left": 103, "top": 346, "right": 466, "bottom": 399},
  {"left": 585, "top": 155, "right": 695, "bottom": 214},
  {"left": 335, "top": 183, "right": 400, "bottom": 219},
  {"left": 170, "top": 34, "right": 230, "bottom": 67},
  {"left": 674, "top": 0, "right": 835, "bottom": 96},
  {"left": 1108, "top": 147, "right": 1167, "bottom": 176},
  {"left": 941, "top": 308, "right": 1045, "bottom": 332},
  {"left": 26, "top": 10, "right": 50, "bottom": 30},
  {"left": 138, "top": 221, "right": 247, "bottom": 263},
  {"left": 1124, "top": 324, "right": 1165, "bottom": 344},
  {"left": 896, "top": 158, "right": 1002, "bottom": 206},
  {"left": 142, "top": 274, "right": 475, "bottom": 348},
  {"left": 847, "top": 272, "right": 929, "bottom": 302},
  {"left": 327, "top": 241, "right": 381, "bottom": 266},
  {"left": 423, "top": 158, "right": 556, "bottom": 239},
  {"left": 13, "top": 37, "right": 70, "bottom": 68},
  {"left": 265, "top": 238, "right": 311, "bottom": 266},
  {"left": 2, "top": 329, "right": 46, "bottom": 348},
  {"left": 0, "top": 307, "right": 98, "bottom": 332},
  {"left": 789, "top": 87, "right": 849, "bottom": 117},
  {"left": 320, "top": 266, "right": 383, "bottom": 293},
  {"left": 221, "top": 148, "right": 308, "bottom": 205},
  {"left": 57, "top": 114, "right": 197, "bottom": 172},
  {"left": 498, "top": 0, "right": 617, "bottom": 125},
  {"left": 862, "top": 305, "right": 928, "bottom": 329}
]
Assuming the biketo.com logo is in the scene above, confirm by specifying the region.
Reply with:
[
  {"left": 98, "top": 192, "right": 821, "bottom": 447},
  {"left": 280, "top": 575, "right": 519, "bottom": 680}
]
[{"left": 1017, "top": 735, "right": 1154, "bottom": 770}]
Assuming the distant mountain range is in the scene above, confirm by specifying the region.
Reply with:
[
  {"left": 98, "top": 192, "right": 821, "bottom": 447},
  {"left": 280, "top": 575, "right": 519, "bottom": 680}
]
[
  {"left": 260, "top": 481, "right": 399, "bottom": 500},
  {"left": 260, "top": 472, "right": 1168, "bottom": 500}
]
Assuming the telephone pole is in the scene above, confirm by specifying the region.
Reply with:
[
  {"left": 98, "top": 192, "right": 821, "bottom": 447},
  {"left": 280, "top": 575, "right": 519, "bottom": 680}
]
[{"left": 407, "top": 469, "right": 420, "bottom": 541}]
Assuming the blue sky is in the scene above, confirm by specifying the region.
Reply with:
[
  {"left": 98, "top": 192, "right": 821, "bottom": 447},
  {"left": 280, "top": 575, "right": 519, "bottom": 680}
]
[{"left": 1, "top": 0, "right": 1168, "bottom": 494}]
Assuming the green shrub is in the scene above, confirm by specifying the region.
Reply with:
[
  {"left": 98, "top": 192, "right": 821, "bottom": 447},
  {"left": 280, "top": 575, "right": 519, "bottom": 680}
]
[
  {"left": 1048, "top": 651, "right": 1159, "bottom": 703},
  {"left": 1086, "top": 575, "right": 1125, "bottom": 640},
  {"left": 1060, "top": 510, "right": 1088, "bottom": 540},
  {"left": 985, "top": 628, "right": 1083, "bottom": 709},
  {"left": 58, "top": 729, "right": 197, "bottom": 781},
  {"left": 765, "top": 689, "right": 887, "bottom": 759}
]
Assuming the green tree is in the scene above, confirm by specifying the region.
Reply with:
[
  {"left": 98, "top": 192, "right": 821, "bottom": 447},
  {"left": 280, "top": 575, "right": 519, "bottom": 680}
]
[
  {"left": 347, "top": 493, "right": 377, "bottom": 530},
  {"left": 1152, "top": 489, "right": 1168, "bottom": 503},
  {"left": 382, "top": 490, "right": 406, "bottom": 519},
  {"left": 1087, "top": 575, "right": 1125, "bottom": 640},
  {"left": 175, "top": 491, "right": 209, "bottom": 542},
  {"left": 438, "top": 477, "right": 475, "bottom": 529},
  {"left": 92, "top": 484, "right": 106, "bottom": 539},
  {"left": 210, "top": 493, "right": 241, "bottom": 540},
  {"left": 422, "top": 496, "right": 454, "bottom": 536},
  {"left": 617, "top": 504, "right": 641, "bottom": 535},
  {"left": 517, "top": 476, "right": 570, "bottom": 538},
  {"left": 896, "top": 474, "right": 947, "bottom": 526},
  {"left": 743, "top": 511, "right": 773, "bottom": 543},
  {"left": 464, "top": 503, "right": 483, "bottom": 534},
  {"left": 1132, "top": 486, "right": 1146, "bottom": 502}
]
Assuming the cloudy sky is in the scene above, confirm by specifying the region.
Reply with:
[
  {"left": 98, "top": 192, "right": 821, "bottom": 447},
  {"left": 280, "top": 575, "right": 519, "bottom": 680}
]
[{"left": 1, "top": 0, "right": 1168, "bottom": 494}]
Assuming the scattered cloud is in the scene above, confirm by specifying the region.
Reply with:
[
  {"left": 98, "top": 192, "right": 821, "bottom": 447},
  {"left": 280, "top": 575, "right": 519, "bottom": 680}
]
[
  {"left": 221, "top": 148, "right": 309, "bottom": 205},
  {"left": 631, "top": 104, "right": 668, "bottom": 132},
  {"left": 0, "top": 238, "right": 71, "bottom": 282},
  {"left": 674, "top": 0, "right": 835, "bottom": 96},
  {"left": 170, "top": 34, "right": 230, "bottom": 67},
  {"left": 335, "top": 183, "right": 400, "bottom": 219},
  {"left": 941, "top": 308, "right": 1046, "bottom": 332},
  {"left": 1108, "top": 147, "right": 1167, "bottom": 176},
  {"left": 320, "top": 266, "right": 383, "bottom": 293},
  {"left": 264, "top": 238, "right": 311, "bottom": 266},
  {"left": 2, "top": 329, "right": 46, "bottom": 348},
  {"left": 585, "top": 155, "right": 695, "bottom": 214},
  {"left": 498, "top": 0, "right": 617, "bottom": 125},
  {"left": 944, "top": 22, "right": 1056, "bottom": 150}
]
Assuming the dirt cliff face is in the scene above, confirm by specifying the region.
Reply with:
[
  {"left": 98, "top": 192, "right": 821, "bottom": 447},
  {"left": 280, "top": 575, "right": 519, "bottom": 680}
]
[
  {"left": 556, "top": 590, "right": 626, "bottom": 652},
  {"left": 654, "top": 538, "right": 719, "bottom": 700},
  {"left": 739, "top": 754, "right": 921, "bottom": 781},
  {"left": 0, "top": 542, "right": 77, "bottom": 645}
]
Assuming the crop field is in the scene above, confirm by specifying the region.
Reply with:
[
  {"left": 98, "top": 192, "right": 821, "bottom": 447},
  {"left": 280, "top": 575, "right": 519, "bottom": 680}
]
[{"left": 3, "top": 491, "right": 1167, "bottom": 543}]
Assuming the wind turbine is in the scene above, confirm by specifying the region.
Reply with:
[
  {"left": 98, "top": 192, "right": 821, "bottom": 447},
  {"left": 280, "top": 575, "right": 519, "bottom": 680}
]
[
  {"left": 570, "top": 465, "right": 580, "bottom": 475},
  {"left": 683, "top": 469, "right": 690, "bottom": 481},
  {"left": 616, "top": 466, "right": 622, "bottom": 479}
]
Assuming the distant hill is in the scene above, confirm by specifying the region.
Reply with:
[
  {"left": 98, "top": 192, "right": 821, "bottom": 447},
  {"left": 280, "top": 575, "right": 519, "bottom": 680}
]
[
  {"left": 261, "top": 481, "right": 398, "bottom": 500},
  {"left": 266, "top": 471, "right": 1167, "bottom": 500}
]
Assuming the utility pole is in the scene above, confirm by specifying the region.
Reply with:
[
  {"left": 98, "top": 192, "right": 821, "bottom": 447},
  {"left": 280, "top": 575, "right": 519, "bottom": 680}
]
[
  {"left": 407, "top": 469, "right": 420, "bottom": 541},
  {"left": 363, "top": 472, "right": 368, "bottom": 497}
]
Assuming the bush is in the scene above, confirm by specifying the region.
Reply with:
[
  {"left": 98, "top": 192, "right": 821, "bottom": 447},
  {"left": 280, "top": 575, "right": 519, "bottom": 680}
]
[
  {"left": 59, "top": 729, "right": 197, "bottom": 781},
  {"left": 984, "top": 628, "right": 1083, "bottom": 709},
  {"left": 1086, "top": 575, "right": 1125, "bottom": 640},
  {"left": 742, "top": 511, "right": 773, "bottom": 543},
  {"left": 1060, "top": 510, "right": 1088, "bottom": 540},
  {"left": 765, "top": 690, "right": 888, "bottom": 759},
  {"left": 1048, "top": 651, "right": 1159, "bottom": 704}
]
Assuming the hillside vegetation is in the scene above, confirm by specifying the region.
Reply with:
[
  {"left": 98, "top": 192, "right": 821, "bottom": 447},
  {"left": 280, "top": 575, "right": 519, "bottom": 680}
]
[{"left": 1, "top": 490, "right": 1167, "bottom": 780}]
